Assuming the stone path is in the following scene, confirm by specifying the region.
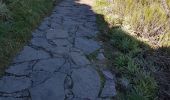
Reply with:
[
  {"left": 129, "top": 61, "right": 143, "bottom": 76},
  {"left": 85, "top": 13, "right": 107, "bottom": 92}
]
[{"left": 0, "top": 0, "right": 116, "bottom": 100}]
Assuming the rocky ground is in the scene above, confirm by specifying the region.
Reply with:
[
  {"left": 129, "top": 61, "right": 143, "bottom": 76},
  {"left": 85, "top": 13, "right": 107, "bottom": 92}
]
[{"left": 0, "top": 0, "right": 116, "bottom": 100}]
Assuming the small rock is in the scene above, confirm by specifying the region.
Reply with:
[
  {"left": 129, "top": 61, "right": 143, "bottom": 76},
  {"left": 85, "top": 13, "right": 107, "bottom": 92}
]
[
  {"left": 65, "top": 89, "right": 74, "bottom": 99},
  {"left": 101, "top": 80, "right": 116, "bottom": 97},
  {"left": 119, "top": 78, "right": 130, "bottom": 90},
  {"left": 97, "top": 53, "right": 106, "bottom": 61},
  {"left": 102, "top": 70, "right": 115, "bottom": 80}
]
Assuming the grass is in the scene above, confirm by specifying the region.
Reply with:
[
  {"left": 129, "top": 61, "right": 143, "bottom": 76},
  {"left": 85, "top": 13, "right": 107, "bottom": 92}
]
[
  {"left": 97, "top": 19, "right": 158, "bottom": 100},
  {"left": 92, "top": 0, "right": 170, "bottom": 99},
  {"left": 108, "top": 28, "right": 157, "bottom": 100},
  {"left": 94, "top": 0, "right": 170, "bottom": 48},
  {"left": 87, "top": 50, "right": 99, "bottom": 61},
  {"left": 0, "top": 0, "right": 61, "bottom": 76}
]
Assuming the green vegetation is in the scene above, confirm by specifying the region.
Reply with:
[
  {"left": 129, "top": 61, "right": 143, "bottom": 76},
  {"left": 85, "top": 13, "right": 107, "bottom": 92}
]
[
  {"left": 93, "top": 0, "right": 170, "bottom": 99},
  {"left": 0, "top": 0, "right": 59, "bottom": 76},
  {"left": 87, "top": 50, "right": 99, "bottom": 61},
  {"left": 94, "top": 0, "right": 170, "bottom": 48}
]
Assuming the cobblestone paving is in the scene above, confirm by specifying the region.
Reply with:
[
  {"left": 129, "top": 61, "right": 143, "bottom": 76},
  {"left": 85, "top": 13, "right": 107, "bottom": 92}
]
[{"left": 0, "top": 0, "right": 116, "bottom": 100}]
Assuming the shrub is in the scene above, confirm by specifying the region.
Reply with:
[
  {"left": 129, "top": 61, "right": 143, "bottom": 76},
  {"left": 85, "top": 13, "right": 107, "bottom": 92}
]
[{"left": 94, "top": 0, "right": 170, "bottom": 48}]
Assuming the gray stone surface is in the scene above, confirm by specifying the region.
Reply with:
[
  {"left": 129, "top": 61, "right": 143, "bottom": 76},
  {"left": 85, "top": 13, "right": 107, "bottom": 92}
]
[
  {"left": 59, "top": 61, "right": 72, "bottom": 74},
  {"left": 101, "top": 80, "right": 116, "bottom": 97},
  {"left": 0, "top": 90, "right": 29, "bottom": 98},
  {"left": 31, "top": 38, "right": 51, "bottom": 48},
  {"left": 31, "top": 71, "right": 53, "bottom": 86},
  {"left": 76, "top": 26, "right": 98, "bottom": 37},
  {"left": 38, "top": 18, "right": 50, "bottom": 31},
  {"left": 70, "top": 52, "right": 90, "bottom": 66},
  {"left": 0, "top": 97, "right": 28, "bottom": 100},
  {"left": 29, "top": 72, "right": 66, "bottom": 100},
  {"left": 33, "top": 58, "right": 65, "bottom": 72},
  {"left": 46, "top": 29, "right": 69, "bottom": 39},
  {"left": 75, "top": 38, "right": 100, "bottom": 54},
  {"left": 72, "top": 67, "right": 101, "bottom": 99},
  {"left": 49, "top": 46, "right": 70, "bottom": 55},
  {"left": 14, "top": 46, "right": 50, "bottom": 62},
  {"left": 52, "top": 39, "right": 71, "bottom": 47},
  {"left": 0, "top": 0, "right": 116, "bottom": 99},
  {"left": 71, "top": 98, "right": 90, "bottom": 100},
  {"left": 6, "top": 62, "right": 31, "bottom": 75},
  {"left": 32, "top": 30, "right": 45, "bottom": 38},
  {"left": 0, "top": 76, "right": 31, "bottom": 93}
]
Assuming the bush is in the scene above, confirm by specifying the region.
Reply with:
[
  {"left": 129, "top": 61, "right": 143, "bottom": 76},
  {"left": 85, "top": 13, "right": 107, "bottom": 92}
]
[{"left": 94, "top": 0, "right": 170, "bottom": 48}]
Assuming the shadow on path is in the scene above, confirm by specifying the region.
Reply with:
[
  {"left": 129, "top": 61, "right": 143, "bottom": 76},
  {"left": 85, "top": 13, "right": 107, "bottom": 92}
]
[{"left": 0, "top": 0, "right": 169, "bottom": 100}]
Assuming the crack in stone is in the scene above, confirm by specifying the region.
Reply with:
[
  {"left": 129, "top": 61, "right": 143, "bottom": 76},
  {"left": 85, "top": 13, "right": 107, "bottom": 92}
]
[
  {"left": 0, "top": 89, "right": 30, "bottom": 98},
  {"left": 4, "top": 61, "right": 37, "bottom": 77},
  {"left": 29, "top": 44, "right": 54, "bottom": 58},
  {"left": 0, "top": 0, "right": 116, "bottom": 99},
  {"left": 64, "top": 75, "right": 74, "bottom": 100},
  {"left": 4, "top": 72, "right": 30, "bottom": 78},
  {"left": 54, "top": 58, "right": 67, "bottom": 72},
  {"left": 30, "top": 71, "right": 54, "bottom": 88}
]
